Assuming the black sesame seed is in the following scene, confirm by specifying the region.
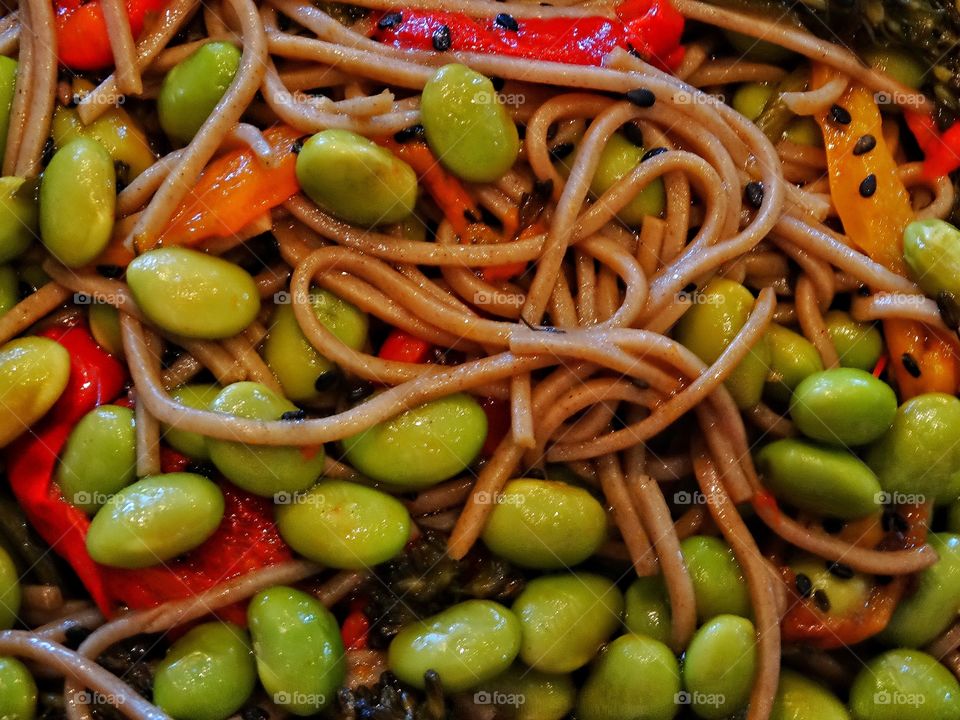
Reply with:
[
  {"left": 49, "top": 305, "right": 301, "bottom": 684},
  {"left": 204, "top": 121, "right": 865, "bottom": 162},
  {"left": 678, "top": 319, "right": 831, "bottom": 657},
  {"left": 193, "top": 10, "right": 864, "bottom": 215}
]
[
  {"left": 938, "top": 291, "right": 960, "bottom": 330},
  {"left": 346, "top": 379, "right": 374, "bottom": 402},
  {"left": 432, "top": 25, "right": 452, "bottom": 51},
  {"left": 901, "top": 352, "right": 921, "bottom": 378},
  {"left": 859, "top": 174, "right": 877, "bottom": 198},
  {"left": 813, "top": 589, "right": 831, "bottom": 612},
  {"left": 290, "top": 138, "right": 304, "bottom": 155},
  {"left": 826, "top": 561, "right": 854, "bottom": 579},
  {"left": 822, "top": 517, "right": 844, "bottom": 534},
  {"left": 622, "top": 122, "right": 646, "bottom": 148},
  {"left": 280, "top": 409, "right": 307, "bottom": 421},
  {"left": 96, "top": 264, "right": 123, "bottom": 279},
  {"left": 829, "top": 104, "right": 852, "bottom": 125},
  {"left": 795, "top": 573, "right": 813, "bottom": 598},
  {"left": 377, "top": 11, "right": 402, "bottom": 30},
  {"left": 393, "top": 124, "right": 425, "bottom": 143},
  {"left": 494, "top": 12, "right": 519, "bottom": 31},
  {"left": 853, "top": 134, "right": 876, "bottom": 156},
  {"left": 641, "top": 146, "right": 668, "bottom": 162},
  {"left": 314, "top": 370, "right": 340, "bottom": 392},
  {"left": 490, "top": 76, "right": 506, "bottom": 92},
  {"left": 745, "top": 181, "right": 765, "bottom": 209},
  {"left": 626, "top": 87, "right": 656, "bottom": 108},
  {"left": 548, "top": 142, "right": 574, "bottom": 161}
]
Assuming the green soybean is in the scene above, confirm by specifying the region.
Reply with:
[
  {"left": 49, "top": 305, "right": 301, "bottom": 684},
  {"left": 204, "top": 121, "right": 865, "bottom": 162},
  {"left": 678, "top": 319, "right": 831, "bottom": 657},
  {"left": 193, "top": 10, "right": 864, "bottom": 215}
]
[
  {"left": 674, "top": 278, "right": 771, "bottom": 409},
  {"left": 583, "top": 131, "right": 665, "bottom": 226},
  {"left": 88, "top": 302, "right": 122, "bottom": 356},
  {"left": 824, "top": 310, "right": 883, "bottom": 372},
  {"left": 0, "top": 546, "right": 20, "bottom": 630},
  {"left": 784, "top": 117, "right": 823, "bottom": 147},
  {"left": 0, "top": 57, "right": 17, "bottom": 163},
  {"left": 476, "top": 666, "right": 576, "bottom": 720},
  {"left": 512, "top": 573, "right": 623, "bottom": 673},
  {"left": 680, "top": 535, "right": 751, "bottom": 621},
  {"left": 950, "top": 501, "right": 960, "bottom": 534},
  {"left": 789, "top": 557, "right": 872, "bottom": 617},
  {"left": 126, "top": 248, "right": 260, "bottom": 339},
  {"left": 771, "top": 670, "right": 851, "bottom": 720},
  {"left": 790, "top": 368, "right": 897, "bottom": 446},
  {"left": 732, "top": 83, "right": 774, "bottom": 122},
  {"left": 0, "top": 265, "right": 17, "bottom": 317},
  {"left": 276, "top": 479, "right": 411, "bottom": 568},
  {"left": 624, "top": 575, "right": 672, "bottom": 645},
  {"left": 0, "top": 657, "right": 36, "bottom": 720},
  {"left": 159, "top": 42, "right": 241, "bottom": 144},
  {"left": 903, "top": 219, "right": 960, "bottom": 300},
  {"left": 849, "top": 649, "right": 960, "bottom": 720},
  {"left": 39, "top": 138, "right": 115, "bottom": 267},
  {"left": 388, "top": 600, "right": 521, "bottom": 692},
  {"left": 867, "top": 393, "right": 960, "bottom": 504},
  {"left": 162, "top": 384, "right": 221, "bottom": 460},
  {"left": 262, "top": 291, "right": 367, "bottom": 402},
  {"left": 480, "top": 479, "right": 607, "bottom": 568},
  {"left": 577, "top": 634, "right": 681, "bottom": 720},
  {"left": 765, "top": 324, "right": 824, "bottom": 403},
  {"left": 0, "top": 176, "right": 36, "bottom": 263},
  {"left": 862, "top": 48, "right": 926, "bottom": 89},
  {"left": 153, "top": 622, "right": 256, "bottom": 720},
  {"left": 341, "top": 393, "right": 487, "bottom": 488},
  {"left": 86, "top": 473, "right": 225, "bottom": 568},
  {"left": 755, "top": 439, "right": 882, "bottom": 518},
  {"left": 248, "top": 585, "right": 345, "bottom": 715},
  {"left": 206, "top": 382, "right": 325, "bottom": 496},
  {"left": 55, "top": 405, "right": 136, "bottom": 513},
  {"left": 296, "top": 129, "right": 417, "bottom": 227},
  {"left": 421, "top": 64, "right": 520, "bottom": 183},
  {"left": 0, "top": 337, "right": 70, "bottom": 447},
  {"left": 882, "top": 534, "right": 960, "bottom": 647},
  {"left": 683, "top": 615, "right": 756, "bottom": 719}
]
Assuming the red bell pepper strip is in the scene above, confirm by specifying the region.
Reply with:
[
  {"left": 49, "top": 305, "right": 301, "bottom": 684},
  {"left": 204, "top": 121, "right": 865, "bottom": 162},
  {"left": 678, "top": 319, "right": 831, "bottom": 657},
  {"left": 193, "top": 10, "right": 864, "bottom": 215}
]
[
  {"left": 341, "top": 599, "right": 370, "bottom": 650},
  {"left": 905, "top": 112, "right": 960, "bottom": 181},
  {"left": 372, "top": 0, "right": 685, "bottom": 71},
  {"left": 55, "top": 0, "right": 167, "bottom": 71},
  {"left": 378, "top": 329, "right": 433, "bottom": 364}
]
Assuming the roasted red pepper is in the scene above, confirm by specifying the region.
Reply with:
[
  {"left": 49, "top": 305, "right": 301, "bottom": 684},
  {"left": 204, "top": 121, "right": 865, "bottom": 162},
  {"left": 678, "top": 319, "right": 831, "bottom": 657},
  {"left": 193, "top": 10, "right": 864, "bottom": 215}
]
[
  {"left": 55, "top": 0, "right": 168, "bottom": 71},
  {"left": 905, "top": 111, "right": 960, "bottom": 181},
  {"left": 378, "top": 328, "right": 433, "bottom": 364},
  {"left": 372, "top": 0, "right": 685, "bottom": 71},
  {"left": 341, "top": 599, "right": 370, "bottom": 650}
]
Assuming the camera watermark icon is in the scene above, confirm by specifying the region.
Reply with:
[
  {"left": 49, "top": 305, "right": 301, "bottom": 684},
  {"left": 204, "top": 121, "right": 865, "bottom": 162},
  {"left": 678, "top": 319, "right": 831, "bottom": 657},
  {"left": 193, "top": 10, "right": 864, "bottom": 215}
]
[
  {"left": 73, "top": 491, "right": 112, "bottom": 507},
  {"left": 473, "top": 690, "right": 526, "bottom": 707},
  {"left": 874, "top": 91, "right": 926, "bottom": 108},
  {"left": 273, "top": 290, "right": 325, "bottom": 305},
  {"left": 74, "top": 292, "right": 127, "bottom": 306},
  {"left": 273, "top": 491, "right": 327, "bottom": 507},
  {"left": 274, "top": 691, "right": 326, "bottom": 706},
  {"left": 76, "top": 691, "right": 126, "bottom": 706},
  {"left": 676, "top": 291, "right": 724, "bottom": 305},
  {"left": 675, "top": 690, "right": 726, "bottom": 707},
  {"left": 474, "top": 490, "right": 525, "bottom": 506},
  {"left": 672, "top": 90, "right": 722, "bottom": 106},
  {"left": 474, "top": 290, "right": 525, "bottom": 307},
  {"left": 875, "top": 491, "right": 926, "bottom": 506},
  {"left": 273, "top": 89, "right": 318, "bottom": 106},
  {"left": 72, "top": 91, "right": 126, "bottom": 106},
  {"left": 873, "top": 690, "right": 926, "bottom": 707},
  {"left": 472, "top": 90, "right": 526, "bottom": 107}
]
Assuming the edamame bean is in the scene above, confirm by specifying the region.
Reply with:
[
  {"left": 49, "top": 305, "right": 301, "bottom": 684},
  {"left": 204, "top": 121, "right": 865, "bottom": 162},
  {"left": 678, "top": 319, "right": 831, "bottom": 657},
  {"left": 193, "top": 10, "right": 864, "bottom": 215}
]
[
  {"left": 296, "top": 129, "right": 417, "bottom": 227},
  {"left": 421, "top": 64, "right": 520, "bottom": 183},
  {"left": 206, "top": 382, "right": 325, "bottom": 496},
  {"left": 862, "top": 48, "right": 926, "bottom": 89},
  {"left": 0, "top": 177, "right": 37, "bottom": 263},
  {"left": 0, "top": 657, "right": 36, "bottom": 720},
  {"left": 162, "top": 384, "right": 221, "bottom": 461},
  {"left": 388, "top": 600, "right": 521, "bottom": 692},
  {"left": 341, "top": 393, "right": 487, "bottom": 488},
  {"left": 480, "top": 479, "right": 607, "bottom": 568},
  {"left": 0, "top": 265, "right": 17, "bottom": 317},
  {"left": 755, "top": 439, "right": 883, "bottom": 518},
  {"left": 949, "top": 501, "right": 960, "bottom": 534},
  {"left": 0, "top": 57, "right": 17, "bottom": 163},
  {"left": 582, "top": 131, "right": 665, "bottom": 226},
  {"left": 248, "top": 585, "right": 345, "bottom": 715},
  {"left": 624, "top": 575, "right": 672, "bottom": 645},
  {"left": 771, "top": 670, "right": 851, "bottom": 720},
  {"left": 88, "top": 302, "right": 122, "bottom": 356},
  {"left": 512, "top": 573, "right": 623, "bottom": 673},
  {"left": 824, "top": 311, "right": 883, "bottom": 372},
  {"left": 475, "top": 666, "right": 575, "bottom": 720},
  {"left": 85, "top": 473, "right": 225, "bottom": 568},
  {"left": 55, "top": 405, "right": 136, "bottom": 513},
  {"left": 153, "top": 622, "right": 256, "bottom": 720},
  {"left": 903, "top": 219, "right": 960, "bottom": 300},
  {"left": 866, "top": 393, "right": 960, "bottom": 504},
  {"left": 849, "top": 649, "right": 960, "bottom": 720},
  {"left": 577, "top": 634, "right": 681, "bottom": 720},
  {"left": 126, "top": 248, "right": 260, "bottom": 339},
  {"left": 726, "top": 26, "right": 796, "bottom": 63},
  {"left": 0, "top": 546, "right": 20, "bottom": 630},
  {"left": 790, "top": 368, "right": 897, "bottom": 446},
  {"left": 765, "top": 324, "right": 823, "bottom": 403},
  {"left": 732, "top": 83, "right": 773, "bottom": 122},
  {"left": 39, "top": 138, "right": 115, "bottom": 268},
  {"left": 784, "top": 117, "right": 823, "bottom": 147},
  {"left": 159, "top": 42, "right": 241, "bottom": 145},
  {"left": 683, "top": 615, "right": 756, "bottom": 719},
  {"left": 882, "top": 534, "right": 960, "bottom": 647},
  {"left": 674, "top": 278, "right": 771, "bottom": 409},
  {"left": 276, "top": 480, "right": 411, "bottom": 568},
  {"left": 262, "top": 291, "right": 368, "bottom": 402},
  {"left": 680, "top": 536, "right": 750, "bottom": 621},
  {"left": 789, "top": 557, "right": 872, "bottom": 617},
  {"left": 0, "top": 337, "right": 70, "bottom": 447}
]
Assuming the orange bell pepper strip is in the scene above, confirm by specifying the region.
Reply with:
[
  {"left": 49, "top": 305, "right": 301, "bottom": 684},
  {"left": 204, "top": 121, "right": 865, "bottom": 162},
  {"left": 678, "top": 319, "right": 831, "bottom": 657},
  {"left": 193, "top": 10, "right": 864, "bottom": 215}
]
[{"left": 811, "top": 65, "right": 960, "bottom": 398}]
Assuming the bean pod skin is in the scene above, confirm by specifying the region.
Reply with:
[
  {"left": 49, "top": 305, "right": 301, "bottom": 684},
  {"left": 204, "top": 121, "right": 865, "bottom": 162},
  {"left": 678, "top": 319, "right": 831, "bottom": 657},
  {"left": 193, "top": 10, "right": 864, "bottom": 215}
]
[
  {"left": 587, "top": 132, "right": 666, "bottom": 225},
  {"left": 162, "top": 384, "right": 221, "bottom": 461},
  {"left": 680, "top": 536, "right": 751, "bottom": 621},
  {"left": 0, "top": 176, "right": 37, "bottom": 263},
  {"left": 771, "top": 670, "right": 851, "bottom": 720},
  {"left": 764, "top": 324, "right": 823, "bottom": 403},
  {"left": 682, "top": 615, "right": 757, "bottom": 719},
  {"left": 849, "top": 649, "right": 960, "bottom": 720},
  {"left": 0, "top": 337, "right": 70, "bottom": 447},
  {"left": 0, "top": 657, "right": 36, "bottom": 720},
  {"left": 789, "top": 368, "right": 897, "bottom": 446},
  {"left": 0, "top": 57, "right": 17, "bottom": 162},
  {"left": 902, "top": 219, "right": 960, "bottom": 300},
  {"left": 476, "top": 667, "right": 576, "bottom": 720},
  {"left": 624, "top": 575, "right": 672, "bottom": 644},
  {"left": 0, "top": 547, "right": 20, "bottom": 631}
]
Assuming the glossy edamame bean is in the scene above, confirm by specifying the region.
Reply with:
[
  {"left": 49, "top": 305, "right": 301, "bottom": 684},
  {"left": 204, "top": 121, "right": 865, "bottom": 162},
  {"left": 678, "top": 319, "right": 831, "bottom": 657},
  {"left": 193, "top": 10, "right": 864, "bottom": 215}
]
[
  {"left": 39, "top": 138, "right": 115, "bottom": 268},
  {"left": 755, "top": 439, "right": 882, "bottom": 518},
  {"left": 862, "top": 48, "right": 926, "bottom": 89},
  {"left": 0, "top": 547, "right": 20, "bottom": 630},
  {"left": 726, "top": 28, "right": 795, "bottom": 63},
  {"left": 584, "top": 132, "right": 665, "bottom": 226},
  {"left": 0, "top": 265, "right": 17, "bottom": 317},
  {"left": 0, "top": 57, "right": 17, "bottom": 163},
  {"left": 790, "top": 368, "right": 897, "bottom": 446},
  {"left": 512, "top": 573, "right": 623, "bottom": 673},
  {"left": 341, "top": 393, "right": 487, "bottom": 488},
  {"left": 126, "top": 248, "right": 260, "bottom": 339},
  {"left": 88, "top": 303, "right": 122, "bottom": 356},
  {"left": 248, "top": 585, "right": 345, "bottom": 715},
  {"left": 0, "top": 177, "right": 37, "bottom": 263},
  {"left": 476, "top": 666, "right": 576, "bottom": 720},
  {"left": 624, "top": 575, "right": 672, "bottom": 645},
  {"left": 732, "top": 83, "right": 773, "bottom": 122},
  {"left": 55, "top": 405, "right": 136, "bottom": 513},
  {"left": 262, "top": 291, "right": 368, "bottom": 402},
  {"left": 162, "top": 384, "right": 221, "bottom": 461},
  {"left": 153, "top": 622, "right": 256, "bottom": 720},
  {"left": 765, "top": 324, "right": 823, "bottom": 403},
  {"left": 903, "top": 219, "right": 960, "bottom": 300},
  {"left": 296, "top": 129, "right": 417, "bottom": 227},
  {"left": 674, "top": 278, "right": 771, "bottom": 409},
  {"left": 0, "top": 657, "right": 37, "bottom": 720},
  {"left": 276, "top": 480, "right": 411, "bottom": 568},
  {"left": 577, "top": 634, "right": 681, "bottom": 720},
  {"left": 159, "top": 42, "right": 241, "bottom": 145},
  {"left": 206, "top": 382, "right": 325, "bottom": 496},
  {"left": 421, "top": 64, "right": 520, "bottom": 184},
  {"left": 388, "top": 600, "right": 521, "bottom": 692},
  {"left": 867, "top": 393, "right": 960, "bottom": 504},
  {"left": 784, "top": 117, "right": 823, "bottom": 147},
  {"left": 683, "top": 615, "right": 756, "bottom": 719},
  {"left": 824, "top": 311, "right": 883, "bottom": 372},
  {"left": 0, "top": 337, "right": 70, "bottom": 447},
  {"left": 480, "top": 479, "right": 607, "bottom": 568},
  {"left": 771, "top": 670, "right": 851, "bottom": 720},
  {"left": 680, "top": 536, "right": 751, "bottom": 621},
  {"left": 849, "top": 649, "right": 960, "bottom": 720},
  {"left": 789, "top": 557, "right": 872, "bottom": 617},
  {"left": 882, "top": 534, "right": 960, "bottom": 647},
  {"left": 85, "top": 473, "right": 225, "bottom": 568}
]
